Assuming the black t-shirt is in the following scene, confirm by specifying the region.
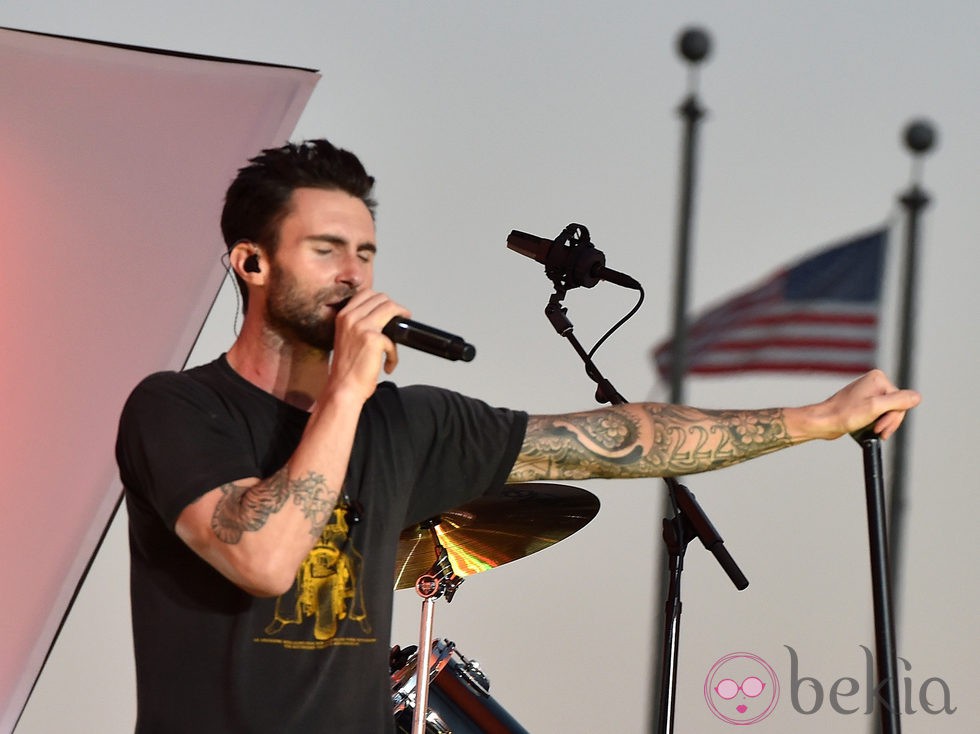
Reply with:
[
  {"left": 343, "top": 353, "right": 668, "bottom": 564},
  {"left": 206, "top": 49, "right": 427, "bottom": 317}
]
[{"left": 116, "top": 355, "right": 527, "bottom": 734}]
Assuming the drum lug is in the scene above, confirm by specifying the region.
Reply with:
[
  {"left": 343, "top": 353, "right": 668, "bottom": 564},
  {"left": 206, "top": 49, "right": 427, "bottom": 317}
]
[
  {"left": 390, "top": 644, "right": 418, "bottom": 673},
  {"left": 422, "top": 708, "right": 453, "bottom": 734},
  {"left": 454, "top": 653, "right": 491, "bottom": 698}
]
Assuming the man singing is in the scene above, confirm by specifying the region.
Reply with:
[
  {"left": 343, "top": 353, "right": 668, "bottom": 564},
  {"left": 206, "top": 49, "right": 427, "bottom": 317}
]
[{"left": 116, "top": 138, "right": 919, "bottom": 733}]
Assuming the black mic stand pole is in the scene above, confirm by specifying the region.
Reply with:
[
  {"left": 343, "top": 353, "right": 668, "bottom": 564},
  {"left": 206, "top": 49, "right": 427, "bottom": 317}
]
[
  {"left": 855, "top": 429, "right": 902, "bottom": 734},
  {"left": 542, "top": 283, "right": 747, "bottom": 734},
  {"left": 657, "top": 481, "right": 748, "bottom": 732}
]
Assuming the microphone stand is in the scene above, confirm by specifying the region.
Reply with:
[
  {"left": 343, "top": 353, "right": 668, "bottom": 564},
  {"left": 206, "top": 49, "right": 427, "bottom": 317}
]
[
  {"left": 854, "top": 429, "right": 902, "bottom": 734},
  {"left": 541, "top": 282, "right": 747, "bottom": 734}
]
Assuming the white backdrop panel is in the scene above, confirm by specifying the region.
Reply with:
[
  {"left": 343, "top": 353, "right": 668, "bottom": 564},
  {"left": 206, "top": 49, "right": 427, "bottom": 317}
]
[{"left": 0, "top": 28, "right": 316, "bottom": 732}]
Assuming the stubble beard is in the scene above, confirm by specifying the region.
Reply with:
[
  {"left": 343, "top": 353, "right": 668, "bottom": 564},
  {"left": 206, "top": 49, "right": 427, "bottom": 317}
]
[{"left": 265, "top": 261, "right": 349, "bottom": 353}]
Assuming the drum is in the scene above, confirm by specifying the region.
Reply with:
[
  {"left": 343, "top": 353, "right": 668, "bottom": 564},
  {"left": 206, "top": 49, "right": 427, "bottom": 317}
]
[{"left": 391, "top": 639, "right": 530, "bottom": 733}]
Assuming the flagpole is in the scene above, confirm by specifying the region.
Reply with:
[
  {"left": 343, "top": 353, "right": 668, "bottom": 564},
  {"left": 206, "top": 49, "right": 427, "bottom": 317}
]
[
  {"left": 889, "top": 119, "right": 935, "bottom": 608},
  {"left": 668, "top": 27, "right": 710, "bottom": 405},
  {"left": 650, "top": 26, "right": 712, "bottom": 733},
  {"left": 864, "top": 118, "right": 934, "bottom": 734}
]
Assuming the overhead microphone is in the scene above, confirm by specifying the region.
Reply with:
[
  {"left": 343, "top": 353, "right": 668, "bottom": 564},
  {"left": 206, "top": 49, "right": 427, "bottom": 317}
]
[{"left": 506, "top": 227, "right": 641, "bottom": 290}]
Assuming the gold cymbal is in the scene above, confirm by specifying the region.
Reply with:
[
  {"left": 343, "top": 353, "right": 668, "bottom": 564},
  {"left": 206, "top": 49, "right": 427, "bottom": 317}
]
[{"left": 393, "top": 483, "right": 600, "bottom": 590}]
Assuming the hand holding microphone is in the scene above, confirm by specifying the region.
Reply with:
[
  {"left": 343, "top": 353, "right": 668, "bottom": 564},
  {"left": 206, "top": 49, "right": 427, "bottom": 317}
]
[
  {"left": 336, "top": 294, "right": 475, "bottom": 363},
  {"left": 382, "top": 317, "right": 475, "bottom": 362}
]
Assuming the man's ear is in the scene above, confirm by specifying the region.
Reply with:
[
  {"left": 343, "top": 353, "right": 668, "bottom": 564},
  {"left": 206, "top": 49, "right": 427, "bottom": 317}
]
[{"left": 230, "top": 240, "right": 267, "bottom": 285}]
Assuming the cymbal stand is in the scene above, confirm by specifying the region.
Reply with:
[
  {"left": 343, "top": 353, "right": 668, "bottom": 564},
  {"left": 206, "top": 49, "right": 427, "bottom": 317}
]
[{"left": 411, "top": 518, "right": 464, "bottom": 734}]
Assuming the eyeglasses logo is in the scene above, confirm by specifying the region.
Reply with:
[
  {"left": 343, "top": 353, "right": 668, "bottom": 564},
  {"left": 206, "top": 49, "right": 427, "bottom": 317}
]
[
  {"left": 714, "top": 675, "right": 766, "bottom": 700},
  {"left": 704, "top": 652, "right": 780, "bottom": 725}
]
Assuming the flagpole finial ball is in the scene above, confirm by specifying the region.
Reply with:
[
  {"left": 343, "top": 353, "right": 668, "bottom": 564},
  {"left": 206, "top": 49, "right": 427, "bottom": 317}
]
[
  {"left": 677, "top": 27, "right": 711, "bottom": 64},
  {"left": 903, "top": 119, "right": 937, "bottom": 155}
]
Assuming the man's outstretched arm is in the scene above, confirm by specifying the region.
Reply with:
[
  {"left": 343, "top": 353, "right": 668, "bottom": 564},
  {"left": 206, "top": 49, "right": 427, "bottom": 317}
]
[{"left": 509, "top": 369, "right": 920, "bottom": 483}]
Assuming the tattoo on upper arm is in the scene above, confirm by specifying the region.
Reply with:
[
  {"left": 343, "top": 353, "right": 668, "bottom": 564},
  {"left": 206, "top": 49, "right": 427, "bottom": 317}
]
[
  {"left": 511, "top": 410, "right": 642, "bottom": 482},
  {"left": 210, "top": 468, "right": 335, "bottom": 544},
  {"left": 511, "top": 405, "right": 792, "bottom": 482}
]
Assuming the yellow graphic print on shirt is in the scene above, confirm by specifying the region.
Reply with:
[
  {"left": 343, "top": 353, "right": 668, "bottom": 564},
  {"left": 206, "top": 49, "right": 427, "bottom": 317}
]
[{"left": 256, "top": 502, "right": 374, "bottom": 648}]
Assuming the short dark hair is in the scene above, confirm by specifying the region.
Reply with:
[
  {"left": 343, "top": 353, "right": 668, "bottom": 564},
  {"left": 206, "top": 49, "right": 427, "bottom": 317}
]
[{"left": 221, "top": 139, "right": 377, "bottom": 312}]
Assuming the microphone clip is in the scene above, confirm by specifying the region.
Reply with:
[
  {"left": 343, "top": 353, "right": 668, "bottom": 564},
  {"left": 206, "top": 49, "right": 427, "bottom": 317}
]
[
  {"left": 544, "top": 223, "right": 605, "bottom": 292},
  {"left": 507, "top": 222, "right": 642, "bottom": 292}
]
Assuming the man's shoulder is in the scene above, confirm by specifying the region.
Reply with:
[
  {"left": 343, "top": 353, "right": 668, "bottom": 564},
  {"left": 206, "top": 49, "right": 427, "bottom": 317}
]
[{"left": 122, "top": 357, "right": 229, "bottom": 412}]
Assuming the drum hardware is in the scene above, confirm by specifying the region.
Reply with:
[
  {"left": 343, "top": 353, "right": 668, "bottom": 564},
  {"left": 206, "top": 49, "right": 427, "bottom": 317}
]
[
  {"left": 408, "top": 517, "right": 464, "bottom": 734},
  {"left": 393, "top": 483, "right": 599, "bottom": 732},
  {"left": 391, "top": 639, "right": 529, "bottom": 734},
  {"left": 391, "top": 639, "right": 457, "bottom": 719},
  {"left": 451, "top": 651, "right": 489, "bottom": 698},
  {"left": 394, "top": 483, "right": 601, "bottom": 591}
]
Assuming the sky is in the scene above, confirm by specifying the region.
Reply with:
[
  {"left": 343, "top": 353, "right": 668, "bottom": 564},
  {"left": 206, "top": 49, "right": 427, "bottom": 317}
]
[{"left": 3, "top": 2, "right": 978, "bottom": 732}]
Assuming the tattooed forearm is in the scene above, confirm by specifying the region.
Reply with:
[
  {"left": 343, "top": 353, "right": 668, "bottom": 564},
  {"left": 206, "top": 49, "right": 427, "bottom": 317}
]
[
  {"left": 510, "top": 404, "right": 794, "bottom": 482},
  {"left": 211, "top": 468, "right": 336, "bottom": 544}
]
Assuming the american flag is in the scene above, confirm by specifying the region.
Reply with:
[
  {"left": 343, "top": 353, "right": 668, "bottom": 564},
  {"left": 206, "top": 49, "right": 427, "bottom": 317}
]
[{"left": 654, "top": 229, "right": 888, "bottom": 377}]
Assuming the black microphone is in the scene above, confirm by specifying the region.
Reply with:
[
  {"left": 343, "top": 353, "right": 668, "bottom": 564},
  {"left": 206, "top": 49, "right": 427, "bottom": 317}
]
[
  {"left": 334, "top": 298, "right": 475, "bottom": 362},
  {"left": 507, "top": 228, "right": 641, "bottom": 290},
  {"left": 382, "top": 317, "right": 476, "bottom": 362}
]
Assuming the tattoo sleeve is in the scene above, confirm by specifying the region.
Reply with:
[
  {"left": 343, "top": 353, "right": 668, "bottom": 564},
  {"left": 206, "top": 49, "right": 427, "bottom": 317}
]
[
  {"left": 510, "top": 404, "right": 794, "bottom": 482},
  {"left": 210, "top": 467, "right": 336, "bottom": 543}
]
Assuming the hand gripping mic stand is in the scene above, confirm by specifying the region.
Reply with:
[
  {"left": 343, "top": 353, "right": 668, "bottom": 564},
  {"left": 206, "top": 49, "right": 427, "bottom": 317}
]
[{"left": 535, "top": 226, "right": 747, "bottom": 734}]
